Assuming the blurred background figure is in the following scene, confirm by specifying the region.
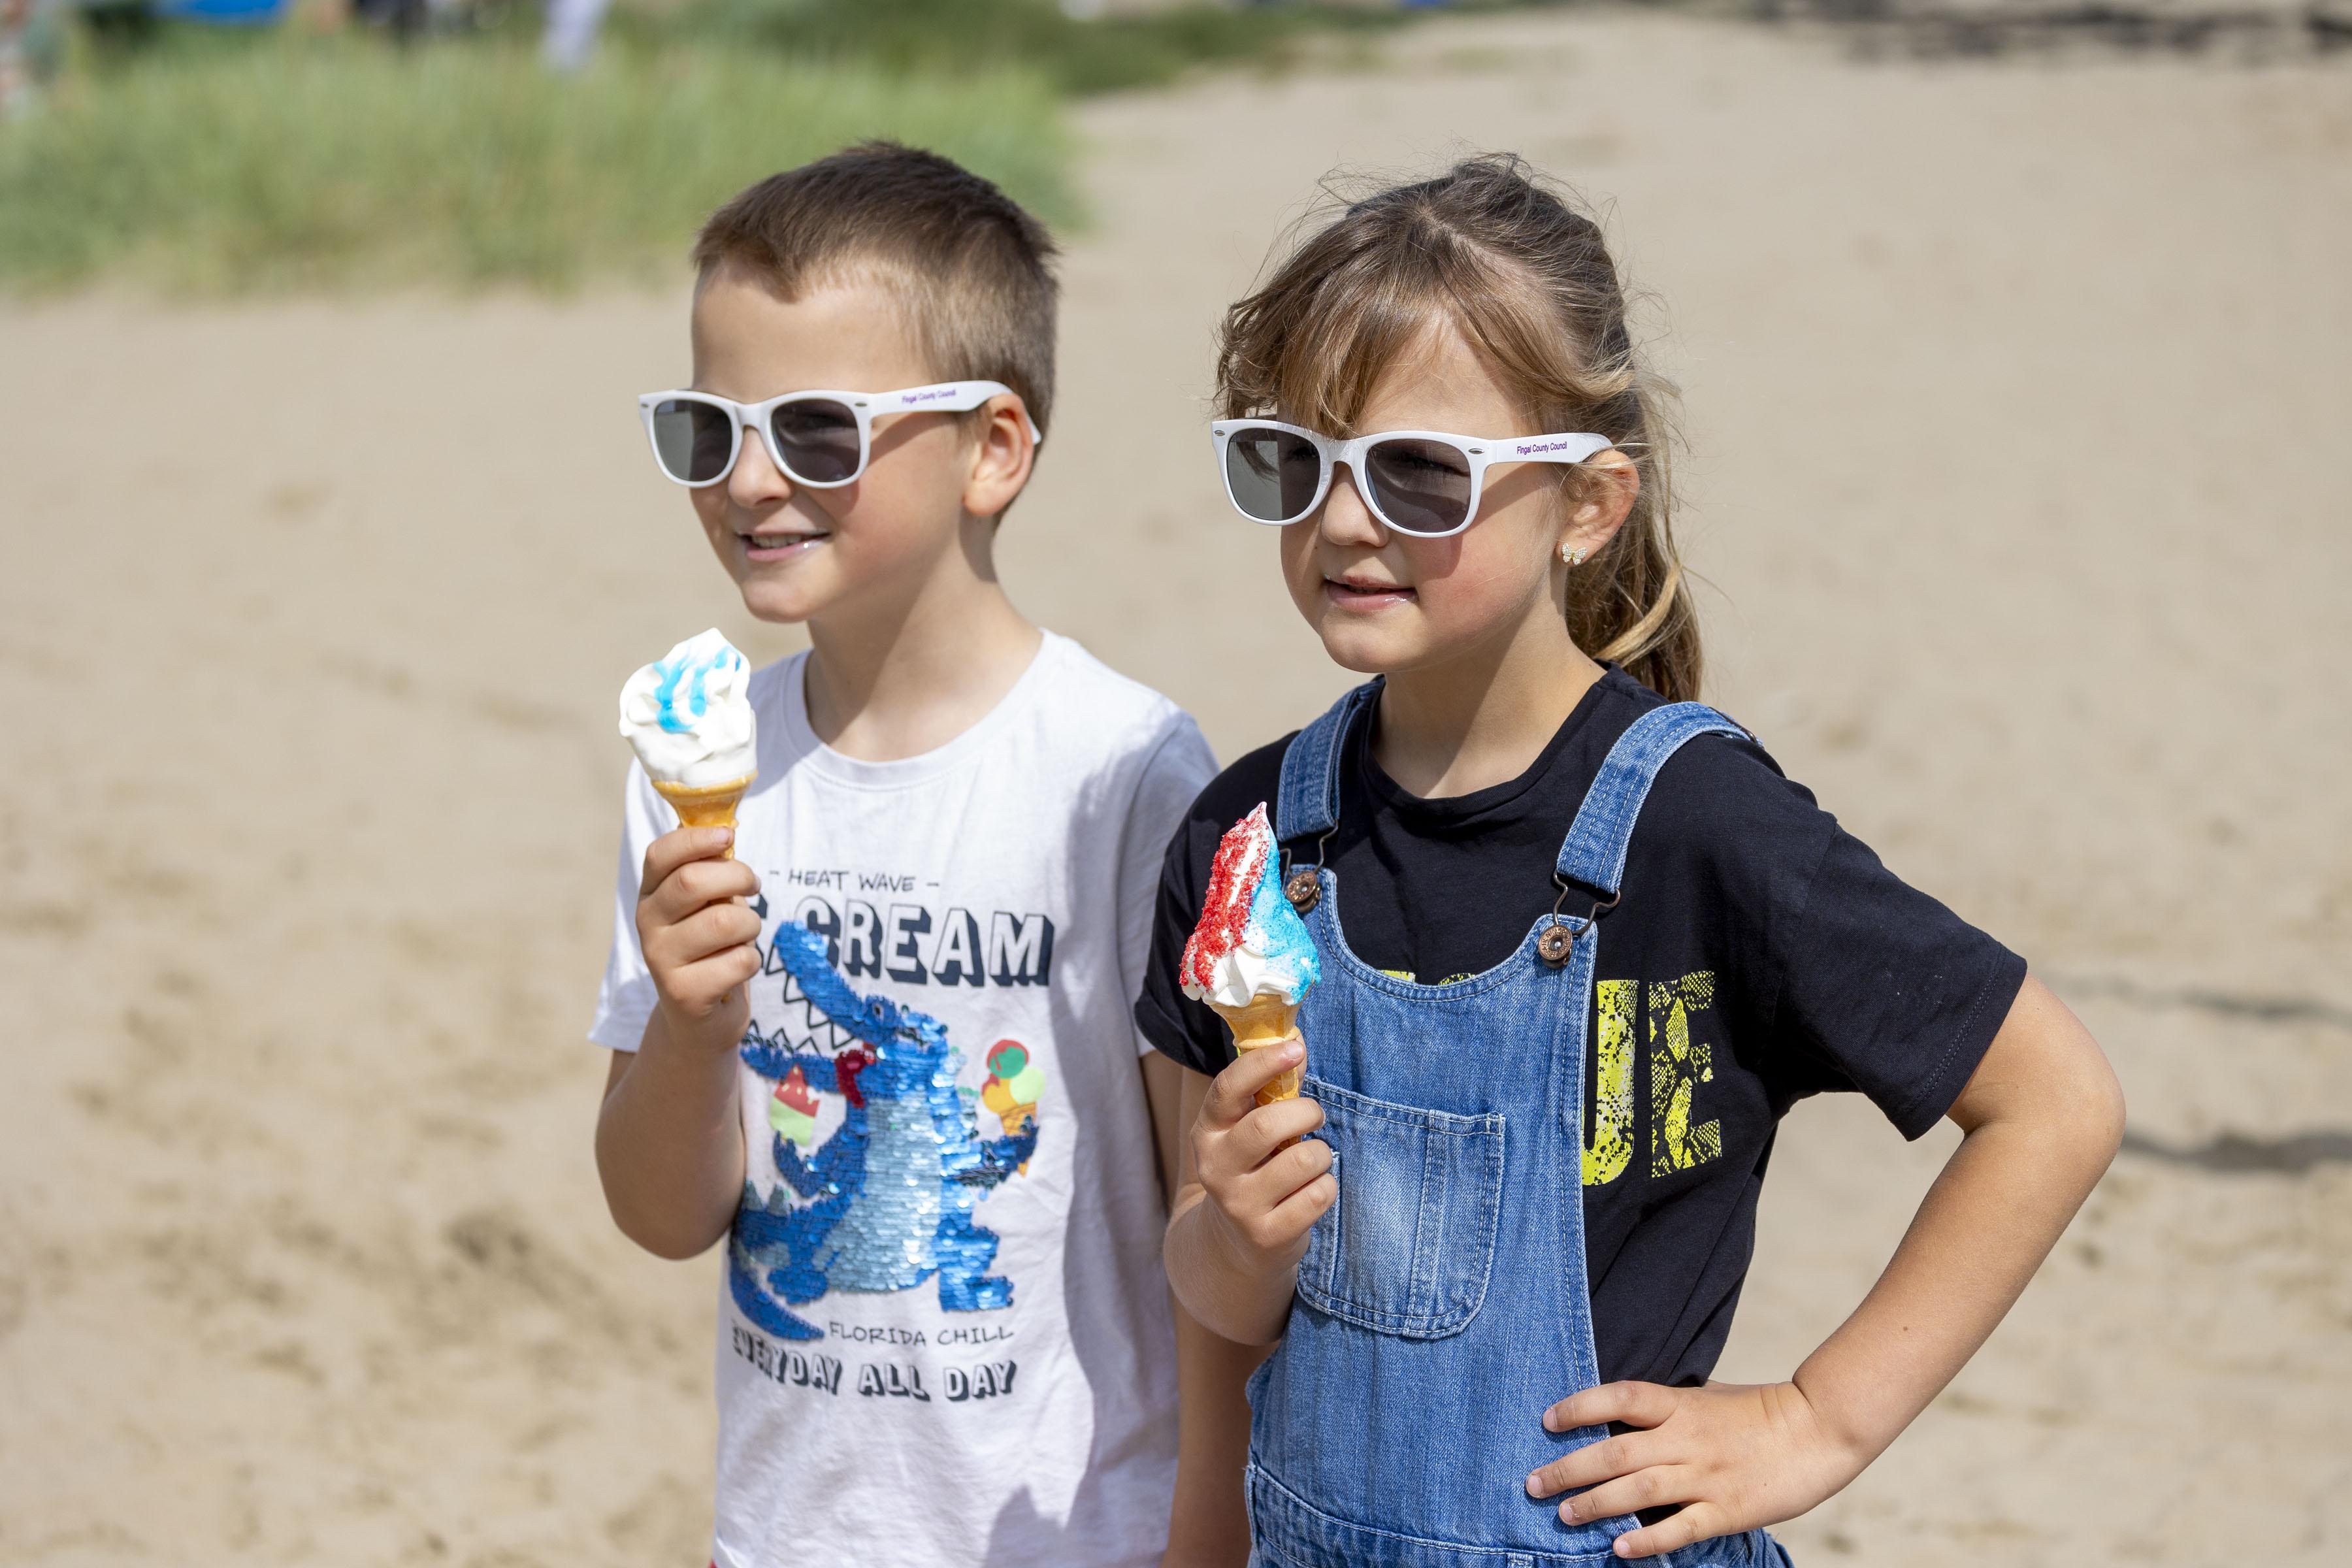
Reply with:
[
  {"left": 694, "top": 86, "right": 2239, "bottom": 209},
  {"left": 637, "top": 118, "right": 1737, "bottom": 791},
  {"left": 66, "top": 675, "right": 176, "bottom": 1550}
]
[
  {"left": 0, "top": 0, "right": 62, "bottom": 118},
  {"left": 540, "top": 0, "right": 605, "bottom": 71},
  {"left": 0, "top": 0, "right": 33, "bottom": 120},
  {"left": 157, "top": 0, "right": 290, "bottom": 21}
]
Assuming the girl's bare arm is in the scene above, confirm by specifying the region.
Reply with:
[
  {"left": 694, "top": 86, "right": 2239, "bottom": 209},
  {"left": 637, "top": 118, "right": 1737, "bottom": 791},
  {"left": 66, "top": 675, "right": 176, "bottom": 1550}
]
[
  {"left": 1164, "top": 1037, "right": 1336, "bottom": 1347},
  {"left": 1529, "top": 975, "right": 2125, "bottom": 1559}
]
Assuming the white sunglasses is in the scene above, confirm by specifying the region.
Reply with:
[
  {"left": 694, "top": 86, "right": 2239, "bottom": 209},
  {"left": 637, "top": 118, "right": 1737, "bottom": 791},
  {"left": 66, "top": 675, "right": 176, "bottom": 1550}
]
[
  {"left": 639, "top": 380, "right": 1041, "bottom": 489},
  {"left": 1210, "top": 418, "right": 1613, "bottom": 538}
]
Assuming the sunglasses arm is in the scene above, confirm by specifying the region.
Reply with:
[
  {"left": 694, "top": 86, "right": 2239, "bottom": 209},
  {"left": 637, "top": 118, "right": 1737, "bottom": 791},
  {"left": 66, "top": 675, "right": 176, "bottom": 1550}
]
[
  {"left": 1486, "top": 433, "right": 1616, "bottom": 468},
  {"left": 877, "top": 382, "right": 1043, "bottom": 446}
]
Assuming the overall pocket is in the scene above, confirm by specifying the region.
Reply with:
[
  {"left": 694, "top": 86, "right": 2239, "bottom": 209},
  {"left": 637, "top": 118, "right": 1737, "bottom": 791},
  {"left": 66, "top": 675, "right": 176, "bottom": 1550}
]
[{"left": 1295, "top": 1078, "right": 1505, "bottom": 1339}]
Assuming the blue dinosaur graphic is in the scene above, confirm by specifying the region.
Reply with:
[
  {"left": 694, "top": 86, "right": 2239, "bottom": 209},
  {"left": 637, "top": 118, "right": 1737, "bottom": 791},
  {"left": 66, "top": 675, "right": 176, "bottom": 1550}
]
[{"left": 729, "top": 920, "right": 1041, "bottom": 1342}]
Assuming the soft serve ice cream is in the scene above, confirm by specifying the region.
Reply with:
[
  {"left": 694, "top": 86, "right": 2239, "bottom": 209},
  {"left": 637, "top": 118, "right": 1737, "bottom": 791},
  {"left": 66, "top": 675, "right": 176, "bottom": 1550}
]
[
  {"left": 1180, "top": 803, "right": 1320, "bottom": 1104},
  {"left": 619, "top": 629, "right": 759, "bottom": 844},
  {"left": 619, "top": 628, "right": 757, "bottom": 787}
]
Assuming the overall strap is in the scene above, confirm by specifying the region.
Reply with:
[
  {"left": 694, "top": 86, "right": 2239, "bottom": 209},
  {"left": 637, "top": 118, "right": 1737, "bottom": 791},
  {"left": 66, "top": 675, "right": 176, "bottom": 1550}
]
[
  {"left": 1556, "top": 702, "right": 1748, "bottom": 901},
  {"left": 1274, "top": 680, "right": 1382, "bottom": 846}
]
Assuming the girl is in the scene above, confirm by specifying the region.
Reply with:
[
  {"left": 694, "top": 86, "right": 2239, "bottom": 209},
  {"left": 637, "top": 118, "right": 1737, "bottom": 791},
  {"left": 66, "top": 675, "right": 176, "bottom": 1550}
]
[{"left": 1135, "top": 156, "right": 2123, "bottom": 1567}]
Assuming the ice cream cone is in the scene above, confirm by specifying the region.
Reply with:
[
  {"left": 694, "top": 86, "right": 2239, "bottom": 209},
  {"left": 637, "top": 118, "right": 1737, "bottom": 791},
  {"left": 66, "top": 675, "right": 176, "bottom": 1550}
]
[
  {"left": 653, "top": 774, "right": 753, "bottom": 855},
  {"left": 983, "top": 1075, "right": 1039, "bottom": 1138},
  {"left": 1211, "top": 994, "right": 1302, "bottom": 1107}
]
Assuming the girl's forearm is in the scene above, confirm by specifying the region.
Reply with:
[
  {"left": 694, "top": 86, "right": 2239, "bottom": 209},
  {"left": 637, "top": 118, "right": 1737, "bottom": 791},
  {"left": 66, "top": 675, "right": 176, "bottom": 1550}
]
[
  {"left": 1792, "top": 981, "right": 2123, "bottom": 1462},
  {"left": 1165, "top": 1185, "right": 1304, "bottom": 1346},
  {"left": 595, "top": 1011, "right": 747, "bottom": 1260}
]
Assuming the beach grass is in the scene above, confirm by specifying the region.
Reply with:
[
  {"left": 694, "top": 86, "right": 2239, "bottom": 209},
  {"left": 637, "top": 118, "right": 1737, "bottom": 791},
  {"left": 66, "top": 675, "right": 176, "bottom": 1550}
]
[
  {"left": 0, "top": 34, "right": 1075, "bottom": 293},
  {"left": 656, "top": 0, "right": 1416, "bottom": 96}
]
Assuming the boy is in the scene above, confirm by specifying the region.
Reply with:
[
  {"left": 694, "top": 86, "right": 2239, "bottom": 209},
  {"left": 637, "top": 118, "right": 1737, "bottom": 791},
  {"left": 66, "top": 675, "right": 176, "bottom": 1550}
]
[{"left": 590, "top": 145, "right": 1249, "bottom": 1568}]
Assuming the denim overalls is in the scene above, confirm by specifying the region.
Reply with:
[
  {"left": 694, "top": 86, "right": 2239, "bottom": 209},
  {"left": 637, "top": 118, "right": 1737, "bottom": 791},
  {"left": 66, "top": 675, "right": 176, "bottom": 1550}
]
[{"left": 1246, "top": 684, "right": 1793, "bottom": 1568}]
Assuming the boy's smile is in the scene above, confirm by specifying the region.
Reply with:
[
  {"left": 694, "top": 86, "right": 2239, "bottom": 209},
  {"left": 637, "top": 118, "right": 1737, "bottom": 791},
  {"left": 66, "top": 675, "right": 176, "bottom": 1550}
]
[{"left": 742, "top": 523, "right": 834, "bottom": 565}]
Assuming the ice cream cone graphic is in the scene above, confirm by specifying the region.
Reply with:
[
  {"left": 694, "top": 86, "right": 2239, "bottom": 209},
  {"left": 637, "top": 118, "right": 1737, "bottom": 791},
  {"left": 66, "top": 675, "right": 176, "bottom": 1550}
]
[
  {"left": 768, "top": 1065, "right": 819, "bottom": 1149},
  {"left": 983, "top": 1040, "right": 1044, "bottom": 1171}
]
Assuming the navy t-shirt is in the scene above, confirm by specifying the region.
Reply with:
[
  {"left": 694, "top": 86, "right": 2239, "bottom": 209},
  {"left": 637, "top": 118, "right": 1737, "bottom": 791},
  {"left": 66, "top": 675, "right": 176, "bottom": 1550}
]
[{"left": 1135, "top": 668, "right": 2026, "bottom": 1390}]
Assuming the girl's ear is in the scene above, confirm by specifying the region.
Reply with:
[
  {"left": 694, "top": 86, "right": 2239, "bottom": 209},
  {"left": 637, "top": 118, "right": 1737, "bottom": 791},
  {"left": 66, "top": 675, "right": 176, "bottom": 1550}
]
[
  {"left": 1557, "top": 450, "right": 1639, "bottom": 563},
  {"left": 963, "top": 396, "right": 1037, "bottom": 521}
]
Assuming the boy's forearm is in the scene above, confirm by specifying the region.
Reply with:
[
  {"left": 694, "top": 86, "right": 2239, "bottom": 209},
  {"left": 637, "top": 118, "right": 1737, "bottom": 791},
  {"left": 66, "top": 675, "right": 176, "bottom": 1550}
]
[
  {"left": 1162, "top": 1297, "right": 1268, "bottom": 1568},
  {"left": 1793, "top": 978, "right": 2123, "bottom": 1462},
  {"left": 1165, "top": 1186, "right": 1303, "bottom": 1347},
  {"left": 595, "top": 1011, "right": 747, "bottom": 1260}
]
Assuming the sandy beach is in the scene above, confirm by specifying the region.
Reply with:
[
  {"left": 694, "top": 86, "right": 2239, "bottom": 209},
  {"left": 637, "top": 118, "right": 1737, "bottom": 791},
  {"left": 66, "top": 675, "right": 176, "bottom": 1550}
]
[{"left": 2, "top": 8, "right": 2347, "bottom": 1564}]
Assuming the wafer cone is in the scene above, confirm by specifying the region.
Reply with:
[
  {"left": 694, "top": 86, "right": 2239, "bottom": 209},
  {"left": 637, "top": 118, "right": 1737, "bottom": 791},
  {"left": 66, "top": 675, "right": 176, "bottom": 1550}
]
[
  {"left": 1211, "top": 994, "right": 1302, "bottom": 1107},
  {"left": 653, "top": 774, "right": 753, "bottom": 856}
]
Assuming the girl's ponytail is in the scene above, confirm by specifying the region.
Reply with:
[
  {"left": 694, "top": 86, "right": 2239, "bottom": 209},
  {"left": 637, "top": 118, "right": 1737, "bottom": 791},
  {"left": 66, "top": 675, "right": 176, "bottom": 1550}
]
[{"left": 1218, "top": 154, "right": 1702, "bottom": 702}]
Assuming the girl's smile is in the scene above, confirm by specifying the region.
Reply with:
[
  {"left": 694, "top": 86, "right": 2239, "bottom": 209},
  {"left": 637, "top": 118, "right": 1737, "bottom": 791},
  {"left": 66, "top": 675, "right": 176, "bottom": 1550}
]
[{"left": 1322, "top": 571, "right": 1416, "bottom": 611}]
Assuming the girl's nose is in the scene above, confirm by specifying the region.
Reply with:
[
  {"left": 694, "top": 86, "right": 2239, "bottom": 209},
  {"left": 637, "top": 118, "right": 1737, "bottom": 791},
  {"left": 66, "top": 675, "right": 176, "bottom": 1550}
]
[{"left": 1317, "top": 461, "right": 1387, "bottom": 546}]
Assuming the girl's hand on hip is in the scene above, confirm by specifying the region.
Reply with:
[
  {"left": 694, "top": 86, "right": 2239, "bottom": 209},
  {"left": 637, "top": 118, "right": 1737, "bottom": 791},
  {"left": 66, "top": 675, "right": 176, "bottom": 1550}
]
[
  {"left": 1524, "top": 1379, "right": 1867, "bottom": 1560},
  {"left": 1191, "top": 1037, "right": 1335, "bottom": 1267}
]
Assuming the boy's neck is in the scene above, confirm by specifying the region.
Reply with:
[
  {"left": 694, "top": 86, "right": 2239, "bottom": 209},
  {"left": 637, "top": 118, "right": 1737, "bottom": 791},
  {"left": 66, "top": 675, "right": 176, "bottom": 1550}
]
[
  {"left": 799, "top": 532, "right": 1043, "bottom": 764},
  {"left": 1372, "top": 611, "right": 1603, "bottom": 801}
]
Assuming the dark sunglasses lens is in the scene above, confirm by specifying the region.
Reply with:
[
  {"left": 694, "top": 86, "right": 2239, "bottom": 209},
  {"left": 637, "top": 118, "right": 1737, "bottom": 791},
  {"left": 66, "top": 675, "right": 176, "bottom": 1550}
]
[
  {"left": 1364, "top": 438, "right": 1473, "bottom": 534},
  {"left": 1225, "top": 428, "right": 1323, "bottom": 521},
  {"left": 651, "top": 399, "right": 736, "bottom": 483},
  {"left": 770, "top": 398, "right": 864, "bottom": 484}
]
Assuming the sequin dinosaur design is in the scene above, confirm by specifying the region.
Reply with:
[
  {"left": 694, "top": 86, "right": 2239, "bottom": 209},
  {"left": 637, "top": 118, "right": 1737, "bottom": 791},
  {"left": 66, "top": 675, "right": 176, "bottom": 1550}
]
[{"left": 728, "top": 920, "right": 1040, "bottom": 1343}]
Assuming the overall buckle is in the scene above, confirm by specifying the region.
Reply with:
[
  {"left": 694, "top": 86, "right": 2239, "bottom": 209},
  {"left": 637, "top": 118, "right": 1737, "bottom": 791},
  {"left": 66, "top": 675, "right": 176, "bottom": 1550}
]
[{"left": 1539, "top": 877, "right": 1619, "bottom": 964}]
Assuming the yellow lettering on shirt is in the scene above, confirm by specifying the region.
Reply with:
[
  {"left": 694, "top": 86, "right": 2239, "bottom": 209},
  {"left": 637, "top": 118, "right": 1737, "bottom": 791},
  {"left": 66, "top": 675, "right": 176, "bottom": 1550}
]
[
  {"left": 1584, "top": 981, "right": 1638, "bottom": 1186},
  {"left": 1649, "top": 972, "right": 1722, "bottom": 1176}
]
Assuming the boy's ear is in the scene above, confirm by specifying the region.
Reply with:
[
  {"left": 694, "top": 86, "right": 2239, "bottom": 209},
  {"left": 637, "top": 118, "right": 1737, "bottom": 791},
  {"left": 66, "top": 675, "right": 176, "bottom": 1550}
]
[
  {"left": 1558, "top": 449, "right": 1639, "bottom": 561},
  {"left": 963, "top": 397, "right": 1037, "bottom": 521}
]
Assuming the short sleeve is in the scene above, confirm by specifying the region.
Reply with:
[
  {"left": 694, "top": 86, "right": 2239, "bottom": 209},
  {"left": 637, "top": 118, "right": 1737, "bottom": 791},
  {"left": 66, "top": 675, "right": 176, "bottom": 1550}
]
[
  {"left": 586, "top": 760, "right": 670, "bottom": 1053},
  {"left": 1113, "top": 713, "right": 1220, "bottom": 1058},
  {"left": 1639, "top": 734, "right": 2027, "bottom": 1141},
  {"left": 1769, "top": 828, "right": 2028, "bottom": 1138}
]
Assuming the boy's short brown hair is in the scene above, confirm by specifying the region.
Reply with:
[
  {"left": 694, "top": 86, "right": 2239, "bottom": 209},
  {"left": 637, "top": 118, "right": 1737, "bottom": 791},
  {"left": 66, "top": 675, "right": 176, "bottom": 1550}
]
[{"left": 693, "top": 142, "right": 1060, "bottom": 438}]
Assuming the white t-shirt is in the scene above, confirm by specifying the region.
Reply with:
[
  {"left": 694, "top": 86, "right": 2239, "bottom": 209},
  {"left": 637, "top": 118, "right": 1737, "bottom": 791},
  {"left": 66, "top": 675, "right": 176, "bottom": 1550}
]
[{"left": 591, "top": 632, "right": 1217, "bottom": 1568}]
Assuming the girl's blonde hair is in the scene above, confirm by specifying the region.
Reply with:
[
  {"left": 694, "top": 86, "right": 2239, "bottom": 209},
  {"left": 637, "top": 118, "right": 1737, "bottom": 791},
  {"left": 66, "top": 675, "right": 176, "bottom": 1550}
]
[{"left": 1215, "top": 154, "right": 1701, "bottom": 702}]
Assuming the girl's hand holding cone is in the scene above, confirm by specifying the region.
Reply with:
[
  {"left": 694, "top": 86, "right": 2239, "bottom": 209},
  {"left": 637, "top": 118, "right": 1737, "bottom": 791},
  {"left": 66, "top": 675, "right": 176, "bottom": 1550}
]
[
  {"left": 1208, "top": 995, "right": 1303, "bottom": 1105},
  {"left": 1188, "top": 1036, "right": 1333, "bottom": 1264}
]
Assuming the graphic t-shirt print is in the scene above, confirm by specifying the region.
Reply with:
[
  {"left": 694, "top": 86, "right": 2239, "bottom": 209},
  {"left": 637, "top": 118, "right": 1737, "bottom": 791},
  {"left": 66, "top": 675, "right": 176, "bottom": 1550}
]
[
  {"left": 1582, "top": 970, "right": 1724, "bottom": 1187},
  {"left": 726, "top": 886, "right": 1054, "bottom": 1405}
]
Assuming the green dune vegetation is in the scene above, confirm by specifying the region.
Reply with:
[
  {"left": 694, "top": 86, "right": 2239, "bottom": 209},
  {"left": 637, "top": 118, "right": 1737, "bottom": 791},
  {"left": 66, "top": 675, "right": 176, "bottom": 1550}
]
[{"left": 0, "top": 0, "right": 1427, "bottom": 293}]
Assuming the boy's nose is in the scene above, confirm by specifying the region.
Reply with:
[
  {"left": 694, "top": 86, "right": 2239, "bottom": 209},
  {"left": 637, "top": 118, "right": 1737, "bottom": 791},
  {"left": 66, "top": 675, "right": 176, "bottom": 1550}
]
[{"left": 728, "top": 428, "right": 794, "bottom": 505}]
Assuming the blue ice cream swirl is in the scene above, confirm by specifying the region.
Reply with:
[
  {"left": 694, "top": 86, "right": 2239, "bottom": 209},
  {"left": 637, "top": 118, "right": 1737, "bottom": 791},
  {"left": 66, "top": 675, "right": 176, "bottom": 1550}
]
[{"left": 1239, "top": 851, "right": 1320, "bottom": 1004}]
